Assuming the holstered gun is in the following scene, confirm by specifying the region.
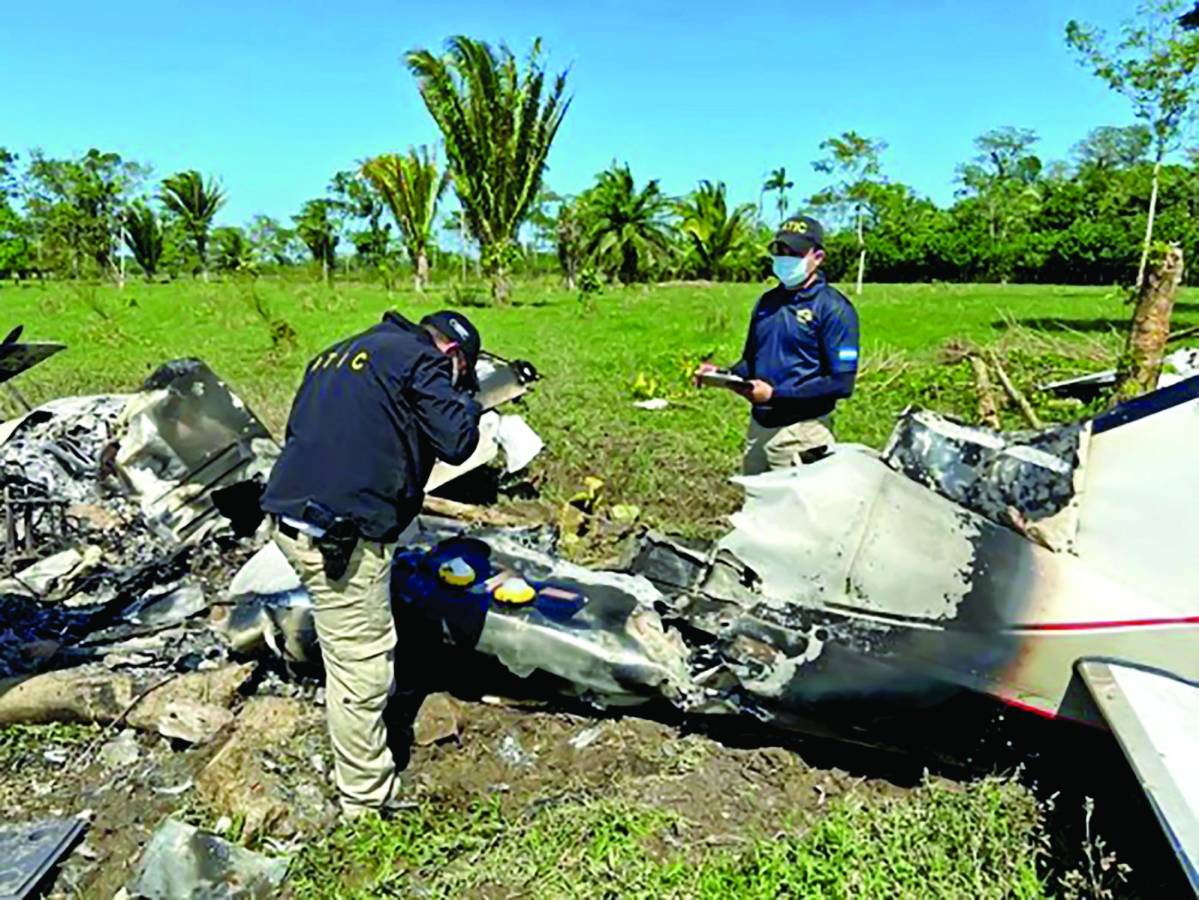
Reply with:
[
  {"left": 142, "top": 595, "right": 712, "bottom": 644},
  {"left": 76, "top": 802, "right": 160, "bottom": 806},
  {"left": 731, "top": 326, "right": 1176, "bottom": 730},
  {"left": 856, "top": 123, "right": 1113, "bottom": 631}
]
[
  {"left": 302, "top": 501, "right": 360, "bottom": 582},
  {"left": 314, "top": 519, "right": 358, "bottom": 581}
]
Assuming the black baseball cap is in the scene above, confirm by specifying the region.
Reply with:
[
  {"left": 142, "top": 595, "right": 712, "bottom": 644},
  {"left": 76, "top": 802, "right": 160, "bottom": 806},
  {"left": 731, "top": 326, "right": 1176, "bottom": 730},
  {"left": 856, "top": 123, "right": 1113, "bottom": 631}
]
[
  {"left": 770, "top": 215, "right": 824, "bottom": 255},
  {"left": 421, "top": 310, "right": 481, "bottom": 390}
]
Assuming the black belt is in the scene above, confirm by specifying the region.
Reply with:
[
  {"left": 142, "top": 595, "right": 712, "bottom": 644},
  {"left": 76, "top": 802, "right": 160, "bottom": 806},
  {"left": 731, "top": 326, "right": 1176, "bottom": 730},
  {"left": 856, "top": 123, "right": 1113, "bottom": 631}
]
[
  {"left": 275, "top": 516, "right": 370, "bottom": 546},
  {"left": 274, "top": 515, "right": 380, "bottom": 546}
]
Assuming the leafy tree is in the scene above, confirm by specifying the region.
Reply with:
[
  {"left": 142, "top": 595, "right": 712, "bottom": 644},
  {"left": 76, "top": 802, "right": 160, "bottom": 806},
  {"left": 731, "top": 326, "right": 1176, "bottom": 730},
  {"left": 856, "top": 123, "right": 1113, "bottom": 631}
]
[
  {"left": 247, "top": 215, "right": 298, "bottom": 267},
  {"left": 1072, "top": 125, "right": 1153, "bottom": 169},
  {"left": 361, "top": 147, "right": 447, "bottom": 291},
  {"left": 407, "top": 36, "right": 571, "bottom": 303},
  {"left": 822, "top": 183, "right": 948, "bottom": 283},
  {"left": 0, "top": 206, "right": 29, "bottom": 279},
  {"left": 441, "top": 207, "right": 474, "bottom": 280},
  {"left": 955, "top": 128, "right": 1044, "bottom": 280},
  {"left": 675, "top": 180, "right": 757, "bottom": 280},
  {"left": 212, "top": 226, "right": 255, "bottom": 274},
  {"left": 293, "top": 199, "right": 340, "bottom": 282},
  {"left": 578, "top": 163, "right": 673, "bottom": 284},
  {"left": 762, "top": 167, "right": 794, "bottom": 225},
  {"left": 811, "top": 131, "right": 888, "bottom": 295},
  {"left": 159, "top": 170, "right": 226, "bottom": 280},
  {"left": 1067, "top": 1, "right": 1199, "bottom": 287},
  {"left": 555, "top": 196, "right": 583, "bottom": 289},
  {"left": 330, "top": 168, "right": 391, "bottom": 267},
  {"left": 0, "top": 148, "right": 17, "bottom": 198},
  {"left": 0, "top": 148, "right": 31, "bottom": 279},
  {"left": 25, "top": 148, "right": 146, "bottom": 279},
  {"left": 1034, "top": 164, "right": 1148, "bottom": 284},
  {"left": 525, "top": 186, "right": 562, "bottom": 256},
  {"left": 155, "top": 217, "right": 191, "bottom": 278},
  {"left": 121, "top": 203, "right": 165, "bottom": 280}
]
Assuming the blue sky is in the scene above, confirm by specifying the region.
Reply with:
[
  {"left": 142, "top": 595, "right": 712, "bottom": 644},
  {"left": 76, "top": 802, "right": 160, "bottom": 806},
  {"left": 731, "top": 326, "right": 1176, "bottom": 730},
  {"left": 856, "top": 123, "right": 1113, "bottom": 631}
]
[{"left": 3, "top": 1, "right": 1151, "bottom": 230}]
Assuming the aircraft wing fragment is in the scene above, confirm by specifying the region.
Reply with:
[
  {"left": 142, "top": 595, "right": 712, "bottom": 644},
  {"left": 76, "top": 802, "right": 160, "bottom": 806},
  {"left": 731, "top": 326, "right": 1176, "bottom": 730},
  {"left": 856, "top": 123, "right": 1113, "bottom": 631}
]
[{"left": 1078, "top": 660, "right": 1199, "bottom": 891}]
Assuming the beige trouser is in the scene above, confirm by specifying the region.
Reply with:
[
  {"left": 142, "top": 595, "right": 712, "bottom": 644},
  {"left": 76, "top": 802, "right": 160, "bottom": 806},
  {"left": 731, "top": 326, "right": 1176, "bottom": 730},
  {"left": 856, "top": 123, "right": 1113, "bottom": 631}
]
[
  {"left": 742, "top": 417, "right": 835, "bottom": 476},
  {"left": 274, "top": 529, "right": 398, "bottom": 814}
]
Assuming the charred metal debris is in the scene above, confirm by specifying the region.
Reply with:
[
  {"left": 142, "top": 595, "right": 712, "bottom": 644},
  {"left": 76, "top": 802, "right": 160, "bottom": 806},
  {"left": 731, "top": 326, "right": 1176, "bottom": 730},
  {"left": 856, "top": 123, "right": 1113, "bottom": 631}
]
[
  {"left": 0, "top": 333, "right": 1165, "bottom": 729},
  {"left": 5, "top": 331, "right": 1199, "bottom": 892}
]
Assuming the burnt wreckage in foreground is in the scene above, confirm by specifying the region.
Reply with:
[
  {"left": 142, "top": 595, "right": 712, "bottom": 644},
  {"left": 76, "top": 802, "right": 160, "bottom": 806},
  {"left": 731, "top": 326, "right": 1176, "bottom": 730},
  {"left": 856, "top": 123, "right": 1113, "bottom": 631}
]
[
  {"left": 230, "top": 368, "right": 1199, "bottom": 888},
  {"left": 2, "top": 337, "right": 1198, "bottom": 890}
]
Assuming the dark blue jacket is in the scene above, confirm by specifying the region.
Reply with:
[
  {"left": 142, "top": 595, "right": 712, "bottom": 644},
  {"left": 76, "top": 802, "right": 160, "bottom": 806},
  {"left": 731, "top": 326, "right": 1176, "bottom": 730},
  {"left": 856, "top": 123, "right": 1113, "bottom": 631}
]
[
  {"left": 730, "top": 275, "right": 860, "bottom": 428},
  {"left": 262, "top": 312, "right": 482, "bottom": 541}
]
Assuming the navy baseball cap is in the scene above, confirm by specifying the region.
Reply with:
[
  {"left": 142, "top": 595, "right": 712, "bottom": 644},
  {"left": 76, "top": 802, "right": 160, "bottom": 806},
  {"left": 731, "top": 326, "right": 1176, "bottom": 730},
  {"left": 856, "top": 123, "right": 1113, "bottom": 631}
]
[
  {"left": 770, "top": 215, "right": 824, "bottom": 255},
  {"left": 422, "top": 310, "right": 481, "bottom": 390}
]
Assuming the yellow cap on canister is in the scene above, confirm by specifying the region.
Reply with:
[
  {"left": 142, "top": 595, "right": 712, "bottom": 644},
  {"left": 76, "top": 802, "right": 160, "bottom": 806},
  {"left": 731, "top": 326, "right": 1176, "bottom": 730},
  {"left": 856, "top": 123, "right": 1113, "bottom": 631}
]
[
  {"left": 493, "top": 576, "right": 536, "bottom": 605},
  {"left": 439, "top": 557, "right": 476, "bottom": 587}
]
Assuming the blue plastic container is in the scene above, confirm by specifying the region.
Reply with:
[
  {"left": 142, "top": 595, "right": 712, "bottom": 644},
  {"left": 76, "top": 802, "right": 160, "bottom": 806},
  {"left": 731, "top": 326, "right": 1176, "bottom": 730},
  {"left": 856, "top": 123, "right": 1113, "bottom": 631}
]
[{"left": 534, "top": 586, "right": 587, "bottom": 621}]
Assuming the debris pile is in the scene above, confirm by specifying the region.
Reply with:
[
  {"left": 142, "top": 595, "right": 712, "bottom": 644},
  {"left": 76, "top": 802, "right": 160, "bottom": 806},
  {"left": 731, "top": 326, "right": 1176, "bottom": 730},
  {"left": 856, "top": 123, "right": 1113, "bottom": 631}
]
[
  {"left": 0, "top": 360, "right": 272, "bottom": 685},
  {"left": 4, "top": 334, "right": 1197, "bottom": 894},
  {"left": 0, "top": 347, "right": 544, "bottom": 895}
]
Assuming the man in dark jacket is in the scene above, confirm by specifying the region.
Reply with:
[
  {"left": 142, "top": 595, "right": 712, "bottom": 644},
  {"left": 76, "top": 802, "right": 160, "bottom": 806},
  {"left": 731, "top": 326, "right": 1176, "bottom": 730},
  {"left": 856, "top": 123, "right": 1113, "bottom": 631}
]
[
  {"left": 697, "top": 215, "right": 860, "bottom": 474},
  {"left": 262, "top": 309, "right": 482, "bottom": 817}
]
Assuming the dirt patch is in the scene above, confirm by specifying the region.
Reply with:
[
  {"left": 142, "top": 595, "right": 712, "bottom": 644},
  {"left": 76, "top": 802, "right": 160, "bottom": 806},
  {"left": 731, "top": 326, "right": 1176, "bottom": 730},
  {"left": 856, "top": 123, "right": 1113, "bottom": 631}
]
[
  {"left": 195, "top": 697, "right": 327, "bottom": 842},
  {"left": 6, "top": 688, "right": 1187, "bottom": 898},
  {"left": 3, "top": 693, "right": 927, "bottom": 897},
  {"left": 403, "top": 699, "right": 913, "bottom": 851}
]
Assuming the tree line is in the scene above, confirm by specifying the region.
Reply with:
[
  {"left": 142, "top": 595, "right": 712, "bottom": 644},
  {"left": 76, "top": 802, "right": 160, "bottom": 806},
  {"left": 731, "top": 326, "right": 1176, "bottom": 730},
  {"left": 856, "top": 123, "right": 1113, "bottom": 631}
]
[{"left": 3, "top": 1, "right": 1199, "bottom": 300}]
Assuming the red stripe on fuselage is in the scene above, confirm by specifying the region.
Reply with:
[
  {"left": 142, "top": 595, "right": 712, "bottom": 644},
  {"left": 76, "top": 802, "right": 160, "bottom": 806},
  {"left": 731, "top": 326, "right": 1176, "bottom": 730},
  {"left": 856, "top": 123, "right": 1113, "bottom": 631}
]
[
  {"left": 998, "top": 695, "right": 1060, "bottom": 719},
  {"left": 1011, "top": 615, "right": 1199, "bottom": 632},
  {"left": 997, "top": 694, "right": 1104, "bottom": 729}
]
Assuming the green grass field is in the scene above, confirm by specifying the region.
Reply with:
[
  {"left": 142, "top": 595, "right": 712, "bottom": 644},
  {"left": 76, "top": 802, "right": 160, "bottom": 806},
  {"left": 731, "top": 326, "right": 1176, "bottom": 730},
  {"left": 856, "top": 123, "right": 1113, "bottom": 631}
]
[
  {"left": 5, "top": 277, "right": 1191, "bottom": 536},
  {"left": 288, "top": 780, "right": 1047, "bottom": 899}
]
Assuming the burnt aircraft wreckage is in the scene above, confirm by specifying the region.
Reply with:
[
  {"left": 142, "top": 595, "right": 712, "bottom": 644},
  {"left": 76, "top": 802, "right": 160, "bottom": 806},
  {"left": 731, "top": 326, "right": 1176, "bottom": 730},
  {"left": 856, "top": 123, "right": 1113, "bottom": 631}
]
[
  {"left": 226, "top": 371, "right": 1199, "bottom": 890},
  {"left": 2, "top": 334, "right": 1198, "bottom": 890}
]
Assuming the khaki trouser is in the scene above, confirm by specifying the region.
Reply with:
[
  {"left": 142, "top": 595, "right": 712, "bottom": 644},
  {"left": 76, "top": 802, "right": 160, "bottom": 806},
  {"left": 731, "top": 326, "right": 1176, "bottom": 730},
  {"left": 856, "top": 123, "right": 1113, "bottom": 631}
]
[
  {"left": 274, "top": 529, "right": 398, "bottom": 814},
  {"left": 742, "top": 417, "right": 835, "bottom": 476}
]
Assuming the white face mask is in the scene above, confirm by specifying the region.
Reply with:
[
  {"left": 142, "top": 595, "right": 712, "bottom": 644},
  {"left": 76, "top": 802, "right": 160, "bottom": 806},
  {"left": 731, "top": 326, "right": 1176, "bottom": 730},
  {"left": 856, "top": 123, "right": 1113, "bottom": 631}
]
[{"left": 772, "top": 254, "right": 809, "bottom": 288}]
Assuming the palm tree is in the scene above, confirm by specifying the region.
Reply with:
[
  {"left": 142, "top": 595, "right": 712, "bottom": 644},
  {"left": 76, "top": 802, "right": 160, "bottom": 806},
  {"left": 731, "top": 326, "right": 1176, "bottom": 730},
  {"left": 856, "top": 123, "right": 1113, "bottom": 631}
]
[
  {"left": 362, "top": 147, "right": 448, "bottom": 291},
  {"left": 763, "top": 167, "right": 794, "bottom": 225},
  {"left": 676, "top": 181, "right": 757, "bottom": 281},
  {"left": 121, "top": 202, "right": 164, "bottom": 281},
  {"left": 293, "top": 199, "right": 340, "bottom": 283},
  {"left": 159, "top": 170, "right": 225, "bottom": 280},
  {"left": 406, "top": 36, "right": 571, "bottom": 304},
  {"left": 580, "top": 164, "right": 673, "bottom": 284}
]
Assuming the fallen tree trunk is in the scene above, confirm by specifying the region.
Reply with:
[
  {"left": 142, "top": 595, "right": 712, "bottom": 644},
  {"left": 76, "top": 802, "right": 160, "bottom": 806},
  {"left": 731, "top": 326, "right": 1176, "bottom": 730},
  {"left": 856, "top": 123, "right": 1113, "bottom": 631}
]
[
  {"left": 0, "top": 663, "right": 253, "bottom": 740},
  {"left": 989, "top": 353, "right": 1043, "bottom": 430},
  {"left": 1115, "top": 244, "right": 1185, "bottom": 404},
  {"left": 967, "top": 355, "right": 1002, "bottom": 429}
]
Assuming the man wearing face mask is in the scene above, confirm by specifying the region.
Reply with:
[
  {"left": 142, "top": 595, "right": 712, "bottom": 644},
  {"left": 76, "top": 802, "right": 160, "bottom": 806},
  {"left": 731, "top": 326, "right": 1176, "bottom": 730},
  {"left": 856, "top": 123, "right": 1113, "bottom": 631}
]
[
  {"left": 696, "top": 215, "right": 859, "bottom": 474},
  {"left": 261, "top": 308, "right": 482, "bottom": 819}
]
